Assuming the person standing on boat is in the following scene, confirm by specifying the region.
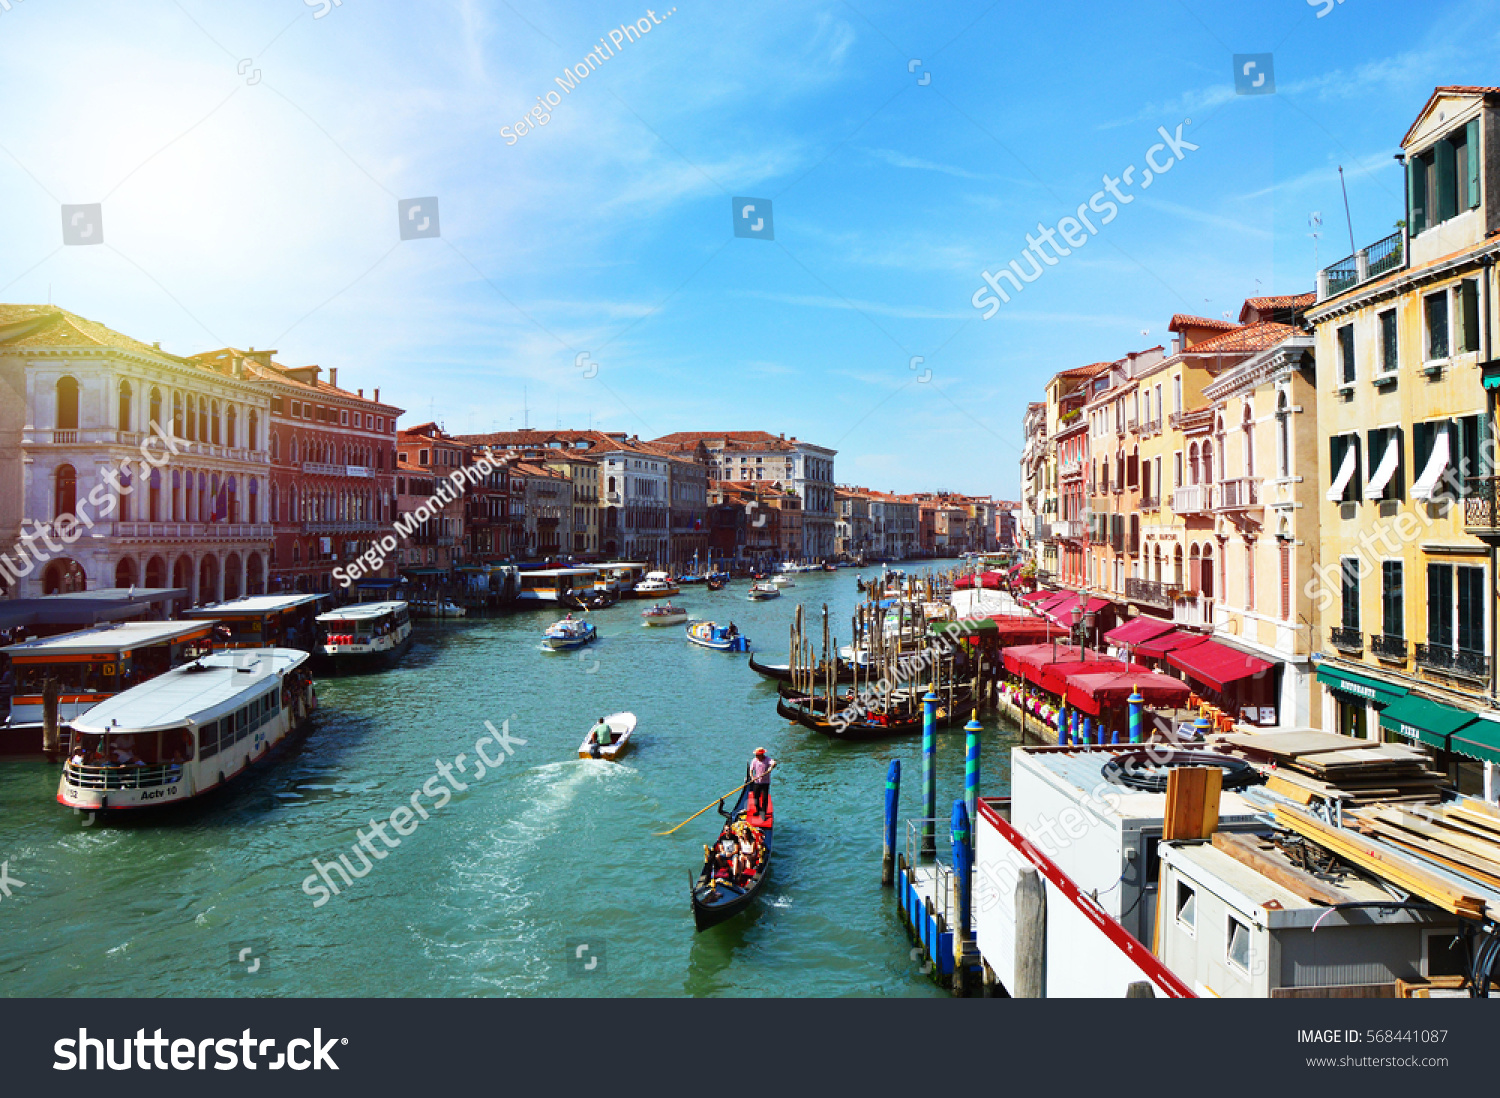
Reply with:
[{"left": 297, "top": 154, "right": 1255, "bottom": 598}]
[
  {"left": 587, "top": 717, "right": 612, "bottom": 758},
  {"left": 746, "top": 747, "right": 776, "bottom": 816}
]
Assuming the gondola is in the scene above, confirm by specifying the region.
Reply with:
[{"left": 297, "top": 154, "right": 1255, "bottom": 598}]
[
  {"left": 706, "top": 578, "right": 727, "bottom": 591},
  {"left": 691, "top": 782, "right": 773, "bottom": 931},
  {"left": 775, "top": 690, "right": 972, "bottom": 741},
  {"left": 748, "top": 652, "right": 857, "bottom": 684},
  {"left": 562, "top": 589, "right": 618, "bottom": 611}
]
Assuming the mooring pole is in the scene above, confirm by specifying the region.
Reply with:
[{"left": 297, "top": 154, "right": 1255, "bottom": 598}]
[
  {"left": 963, "top": 710, "right": 981, "bottom": 829},
  {"left": 1129, "top": 687, "right": 1144, "bottom": 744},
  {"left": 883, "top": 759, "right": 901, "bottom": 886},
  {"left": 922, "top": 687, "right": 938, "bottom": 860},
  {"left": 1014, "top": 865, "right": 1046, "bottom": 998},
  {"left": 951, "top": 798, "right": 973, "bottom": 989},
  {"left": 42, "top": 676, "right": 61, "bottom": 758}
]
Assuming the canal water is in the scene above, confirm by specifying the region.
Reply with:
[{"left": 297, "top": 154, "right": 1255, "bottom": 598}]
[{"left": 0, "top": 563, "right": 1022, "bottom": 997}]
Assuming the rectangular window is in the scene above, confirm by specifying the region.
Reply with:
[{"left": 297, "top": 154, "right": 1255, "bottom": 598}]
[
  {"left": 1428, "top": 563, "right": 1454, "bottom": 649},
  {"left": 1458, "top": 566, "right": 1485, "bottom": 653},
  {"left": 199, "top": 720, "right": 219, "bottom": 759},
  {"left": 1379, "top": 310, "right": 1398, "bottom": 374},
  {"left": 340, "top": 410, "right": 349, "bottom": 426},
  {"left": 1341, "top": 558, "right": 1360, "bottom": 632},
  {"left": 1173, "top": 452, "right": 1183, "bottom": 488},
  {"left": 1365, "top": 427, "right": 1404, "bottom": 501},
  {"left": 1426, "top": 292, "right": 1449, "bottom": 360},
  {"left": 1174, "top": 376, "right": 1182, "bottom": 414},
  {"left": 419, "top": 449, "right": 430, "bottom": 466},
  {"left": 1381, "top": 561, "right": 1403, "bottom": 639},
  {"left": 1328, "top": 433, "right": 1362, "bottom": 502},
  {"left": 290, "top": 401, "right": 300, "bottom": 417},
  {"left": 1338, "top": 324, "right": 1355, "bottom": 384},
  {"left": 1226, "top": 915, "right": 1251, "bottom": 973},
  {"left": 1175, "top": 882, "right": 1196, "bottom": 932}
]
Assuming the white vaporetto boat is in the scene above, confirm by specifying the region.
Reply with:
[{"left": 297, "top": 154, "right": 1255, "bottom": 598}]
[
  {"left": 56, "top": 648, "right": 316, "bottom": 812},
  {"left": 316, "top": 601, "right": 412, "bottom": 671}
]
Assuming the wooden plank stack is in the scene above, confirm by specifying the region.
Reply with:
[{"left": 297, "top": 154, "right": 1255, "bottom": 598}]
[
  {"left": 1349, "top": 800, "right": 1500, "bottom": 896},
  {"left": 1219, "top": 731, "right": 1444, "bottom": 806}
]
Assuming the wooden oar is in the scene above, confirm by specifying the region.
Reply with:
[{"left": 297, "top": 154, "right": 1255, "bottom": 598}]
[{"left": 655, "top": 782, "right": 751, "bottom": 836}]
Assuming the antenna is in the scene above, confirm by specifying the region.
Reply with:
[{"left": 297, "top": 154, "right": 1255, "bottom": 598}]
[
  {"left": 1338, "top": 167, "right": 1356, "bottom": 255},
  {"left": 1308, "top": 211, "right": 1323, "bottom": 269},
  {"left": 523, "top": 386, "right": 529, "bottom": 430}
]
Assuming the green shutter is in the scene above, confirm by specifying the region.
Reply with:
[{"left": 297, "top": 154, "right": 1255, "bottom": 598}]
[
  {"left": 1413, "top": 421, "right": 1432, "bottom": 477},
  {"left": 1410, "top": 154, "right": 1428, "bottom": 234},
  {"left": 1437, "top": 139, "right": 1459, "bottom": 222},
  {"left": 1468, "top": 118, "right": 1482, "bottom": 208},
  {"left": 1462, "top": 279, "right": 1481, "bottom": 353}
]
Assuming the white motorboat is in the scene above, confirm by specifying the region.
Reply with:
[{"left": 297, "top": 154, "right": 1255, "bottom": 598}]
[
  {"left": 577, "top": 712, "right": 636, "bottom": 761},
  {"left": 641, "top": 602, "right": 690, "bottom": 626}
]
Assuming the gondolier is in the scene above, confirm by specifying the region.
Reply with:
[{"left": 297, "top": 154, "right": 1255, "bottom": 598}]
[{"left": 747, "top": 747, "right": 776, "bottom": 815}]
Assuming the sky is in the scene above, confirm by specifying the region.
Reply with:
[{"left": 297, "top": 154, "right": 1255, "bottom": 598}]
[{"left": 1, "top": 0, "right": 1497, "bottom": 498}]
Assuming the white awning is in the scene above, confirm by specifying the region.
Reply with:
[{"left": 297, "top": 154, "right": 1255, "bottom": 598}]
[
  {"left": 1411, "top": 426, "right": 1451, "bottom": 501},
  {"left": 1326, "top": 442, "right": 1358, "bottom": 502},
  {"left": 1364, "top": 436, "right": 1400, "bottom": 499}
]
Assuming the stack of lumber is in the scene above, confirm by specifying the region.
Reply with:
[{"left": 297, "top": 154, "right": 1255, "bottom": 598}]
[
  {"left": 1219, "top": 731, "right": 1444, "bottom": 806},
  {"left": 1349, "top": 800, "right": 1500, "bottom": 896},
  {"left": 1274, "top": 803, "right": 1500, "bottom": 921}
]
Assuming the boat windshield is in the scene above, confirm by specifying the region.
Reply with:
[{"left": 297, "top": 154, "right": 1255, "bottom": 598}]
[{"left": 69, "top": 727, "right": 194, "bottom": 766}]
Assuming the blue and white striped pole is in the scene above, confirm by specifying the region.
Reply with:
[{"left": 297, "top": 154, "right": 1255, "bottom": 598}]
[
  {"left": 963, "top": 711, "right": 982, "bottom": 829},
  {"left": 1129, "top": 686, "right": 1144, "bottom": 744}
]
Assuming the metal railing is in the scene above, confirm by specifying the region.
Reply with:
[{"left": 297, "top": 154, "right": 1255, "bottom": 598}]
[
  {"left": 1415, "top": 644, "right": 1492, "bottom": 683},
  {"left": 112, "top": 521, "right": 273, "bottom": 539},
  {"left": 63, "top": 763, "right": 182, "bottom": 790},
  {"left": 1140, "top": 495, "right": 1160, "bottom": 511},
  {"left": 1217, "top": 477, "right": 1261, "bottom": 509},
  {"left": 1465, "top": 478, "right": 1500, "bottom": 533},
  {"left": 1317, "top": 229, "right": 1406, "bottom": 301},
  {"left": 1329, "top": 626, "right": 1362, "bottom": 652},
  {"left": 1126, "top": 577, "right": 1180, "bottom": 610},
  {"left": 1370, "top": 633, "right": 1407, "bottom": 662},
  {"left": 1173, "top": 594, "right": 1214, "bottom": 628}
]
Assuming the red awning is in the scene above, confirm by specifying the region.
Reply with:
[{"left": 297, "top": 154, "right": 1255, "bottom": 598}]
[
  {"left": 1133, "top": 630, "right": 1211, "bottom": 660},
  {"left": 1037, "top": 657, "right": 1138, "bottom": 696},
  {"left": 1017, "top": 591, "right": 1050, "bottom": 606},
  {"left": 1103, "top": 615, "right": 1175, "bottom": 647},
  {"left": 1042, "top": 595, "right": 1110, "bottom": 627},
  {"left": 1063, "top": 670, "right": 1192, "bottom": 717},
  {"left": 1166, "top": 638, "right": 1276, "bottom": 693},
  {"left": 1002, "top": 642, "right": 1084, "bottom": 677}
]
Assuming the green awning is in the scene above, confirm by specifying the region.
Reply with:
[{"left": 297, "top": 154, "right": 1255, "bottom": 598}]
[
  {"left": 1482, "top": 360, "right": 1500, "bottom": 391},
  {"left": 1377, "top": 694, "right": 1477, "bottom": 750},
  {"left": 1316, "top": 663, "right": 1408, "bottom": 708},
  {"left": 1449, "top": 717, "right": 1500, "bottom": 767}
]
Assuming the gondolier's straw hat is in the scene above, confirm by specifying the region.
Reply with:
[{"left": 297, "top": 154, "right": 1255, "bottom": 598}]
[{"left": 754, "top": 747, "right": 767, "bottom": 756}]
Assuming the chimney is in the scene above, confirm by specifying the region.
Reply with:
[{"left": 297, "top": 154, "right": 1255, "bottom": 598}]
[
  {"left": 358, "top": 388, "right": 364, "bottom": 398},
  {"left": 330, "top": 367, "right": 338, "bottom": 389},
  {"left": 374, "top": 388, "right": 380, "bottom": 402}
]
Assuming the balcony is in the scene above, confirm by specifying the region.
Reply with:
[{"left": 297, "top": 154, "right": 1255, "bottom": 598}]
[
  {"left": 1173, "top": 594, "right": 1214, "bottom": 628},
  {"left": 1217, "top": 477, "right": 1261, "bottom": 511},
  {"left": 1317, "top": 229, "right": 1407, "bottom": 302},
  {"left": 1125, "top": 417, "right": 1138, "bottom": 434},
  {"left": 1329, "top": 626, "right": 1362, "bottom": 653},
  {"left": 302, "top": 520, "right": 384, "bottom": 535},
  {"left": 111, "top": 521, "right": 273, "bottom": 540},
  {"left": 1051, "top": 519, "right": 1084, "bottom": 541},
  {"left": 1141, "top": 417, "right": 1162, "bottom": 437},
  {"left": 1415, "top": 644, "right": 1492, "bottom": 684},
  {"left": 1126, "top": 577, "right": 1180, "bottom": 610},
  {"left": 1370, "top": 633, "right": 1407, "bottom": 663},
  {"left": 1172, "top": 484, "right": 1213, "bottom": 515},
  {"left": 1465, "top": 477, "right": 1500, "bottom": 539},
  {"left": 1140, "top": 495, "right": 1160, "bottom": 512},
  {"left": 1168, "top": 407, "right": 1215, "bottom": 436}
]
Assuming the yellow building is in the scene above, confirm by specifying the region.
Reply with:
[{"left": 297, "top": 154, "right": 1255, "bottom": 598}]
[
  {"left": 543, "top": 453, "right": 599, "bottom": 557},
  {"left": 1305, "top": 86, "right": 1500, "bottom": 796}
]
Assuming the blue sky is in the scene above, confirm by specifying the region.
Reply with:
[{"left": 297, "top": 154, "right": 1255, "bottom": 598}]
[{"left": 2, "top": 0, "right": 1497, "bottom": 497}]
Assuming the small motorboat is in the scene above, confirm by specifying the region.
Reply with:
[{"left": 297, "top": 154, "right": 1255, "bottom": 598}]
[
  {"left": 543, "top": 616, "right": 598, "bottom": 651},
  {"left": 632, "top": 571, "right": 681, "bottom": 598},
  {"left": 706, "top": 577, "right": 727, "bottom": 592},
  {"left": 577, "top": 711, "right": 636, "bottom": 761},
  {"left": 641, "top": 602, "right": 689, "bottom": 626},
  {"left": 692, "top": 780, "right": 773, "bottom": 931},
  {"left": 411, "top": 598, "right": 466, "bottom": 617},
  {"left": 686, "top": 620, "right": 750, "bottom": 652},
  {"left": 748, "top": 582, "right": 781, "bottom": 601},
  {"left": 770, "top": 574, "right": 794, "bottom": 587}
]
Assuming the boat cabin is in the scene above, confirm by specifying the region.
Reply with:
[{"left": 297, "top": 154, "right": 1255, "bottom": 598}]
[
  {"left": 1, "top": 620, "right": 218, "bottom": 750},
  {"left": 517, "top": 568, "right": 601, "bottom": 602},
  {"left": 599, "top": 562, "right": 649, "bottom": 592},
  {"left": 184, "top": 593, "right": 326, "bottom": 649},
  {"left": 316, "top": 601, "right": 412, "bottom": 659}
]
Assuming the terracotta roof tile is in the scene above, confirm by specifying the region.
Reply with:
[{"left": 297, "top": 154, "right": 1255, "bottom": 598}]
[
  {"left": 1168, "top": 313, "right": 1238, "bottom": 333},
  {"left": 0, "top": 305, "right": 167, "bottom": 355}
]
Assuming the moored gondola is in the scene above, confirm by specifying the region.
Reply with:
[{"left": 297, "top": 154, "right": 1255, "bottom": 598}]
[
  {"left": 691, "top": 783, "right": 773, "bottom": 931},
  {"left": 775, "top": 689, "right": 971, "bottom": 741},
  {"left": 748, "top": 652, "right": 858, "bottom": 684}
]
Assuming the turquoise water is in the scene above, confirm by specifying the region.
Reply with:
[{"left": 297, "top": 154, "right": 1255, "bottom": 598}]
[{"left": 0, "top": 563, "right": 1020, "bottom": 997}]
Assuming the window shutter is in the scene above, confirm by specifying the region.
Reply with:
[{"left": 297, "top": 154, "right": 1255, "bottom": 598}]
[
  {"left": 1409, "top": 155, "right": 1427, "bottom": 234},
  {"left": 1392, "top": 425, "right": 1405, "bottom": 499},
  {"left": 1462, "top": 279, "right": 1480, "bottom": 353},
  {"left": 1280, "top": 541, "right": 1290, "bottom": 620},
  {"left": 1413, "top": 421, "right": 1432, "bottom": 477},
  {"left": 1436, "top": 139, "right": 1459, "bottom": 222},
  {"left": 1468, "top": 118, "right": 1482, "bottom": 208}
]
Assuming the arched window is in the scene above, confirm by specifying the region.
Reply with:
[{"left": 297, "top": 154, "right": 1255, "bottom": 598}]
[
  {"left": 290, "top": 437, "right": 298, "bottom": 463},
  {"left": 1242, "top": 404, "right": 1254, "bottom": 479},
  {"left": 149, "top": 387, "right": 162, "bottom": 433},
  {"left": 1188, "top": 442, "right": 1200, "bottom": 484},
  {"left": 56, "top": 376, "right": 79, "bottom": 430},
  {"left": 1201, "top": 544, "right": 1216, "bottom": 599},
  {"left": 198, "top": 397, "right": 209, "bottom": 443},
  {"left": 173, "top": 392, "right": 184, "bottom": 437},
  {"left": 119, "top": 381, "right": 133, "bottom": 432},
  {"left": 248, "top": 409, "right": 259, "bottom": 451},
  {"left": 211, "top": 401, "right": 221, "bottom": 445},
  {"left": 54, "top": 464, "right": 77, "bottom": 518},
  {"left": 226, "top": 406, "right": 237, "bottom": 449},
  {"left": 1173, "top": 543, "right": 1184, "bottom": 586},
  {"left": 1201, "top": 440, "right": 1214, "bottom": 485}
]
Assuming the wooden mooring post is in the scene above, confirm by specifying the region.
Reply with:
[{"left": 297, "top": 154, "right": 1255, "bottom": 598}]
[
  {"left": 42, "top": 675, "right": 61, "bottom": 759},
  {"left": 1014, "top": 865, "right": 1046, "bottom": 998}
]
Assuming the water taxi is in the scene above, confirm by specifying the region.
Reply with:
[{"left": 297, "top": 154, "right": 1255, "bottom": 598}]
[
  {"left": 641, "top": 602, "right": 689, "bottom": 626},
  {"left": 315, "top": 601, "right": 412, "bottom": 671},
  {"left": 542, "top": 616, "right": 598, "bottom": 651},
  {"left": 770, "top": 573, "right": 794, "bottom": 587},
  {"left": 632, "top": 571, "right": 681, "bottom": 598},
  {"left": 1, "top": 621, "right": 218, "bottom": 755},
  {"left": 577, "top": 712, "right": 636, "bottom": 760},
  {"left": 56, "top": 648, "right": 316, "bottom": 812},
  {"left": 409, "top": 597, "right": 466, "bottom": 618},
  {"left": 748, "top": 582, "right": 781, "bottom": 601},
  {"left": 686, "top": 621, "right": 750, "bottom": 652},
  {"left": 516, "top": 568, "right": 601, "bottom": 604},
  {"left": 599, "top": 562, "right": 650, "bottom": 596},
  {"left": 185, "top": 593, "right": 326, "bottom": 650}
]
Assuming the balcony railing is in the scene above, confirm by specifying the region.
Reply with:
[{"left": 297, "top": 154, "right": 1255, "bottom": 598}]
[
  {"left": 1217, "top": 477, "right": 1261, "bottom": 510},
  {"left": 1317, "top": 229, "right": 1407, "bottom": 302},
  {"left": 1141, "top": 417, "right": 1162, "bottom": 437},
  {"left": 1370, "top": 633, "right": 1407, "bottom": 662},
  {"left": 1173, "top": 594, "right": 1214, "bottom": 628},
  {"left": 302, "top": 520, "right": 384, "bottom": 535},
  {"left": 1051, "top": 519, "right": 1084, "bottom": 540},
  {"left": 1172, "top": 484, "right": 1213, "bottom": 515},
  {"left": 1329, "top": 626, "right": 1362, "bottom": 653},
  {"left": 111, "top": 521, "right": 273, "bottom": 540},
  {"left": 1465, "top": 477, "right": 1500, "bottom": 536},
  {"left": 1125, "top": 577, "right": 1180, "bottom": 610},
  {"left": 1415, "top": 644, "right": 1492, "bottom": 683},
  {"left": 1140, "top": 495, "right": 1160, "bottom": 512}
]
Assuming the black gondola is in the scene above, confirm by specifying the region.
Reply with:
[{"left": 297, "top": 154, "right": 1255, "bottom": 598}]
[
  {"left": 691, "top": 783, "right": 774, "bottom": 931},
  {"left": 706, "top": 578, "right": 727, "bottom": 591},
  {"left": 775, "top": 690, "right": 972, "bottom": 740},
  {"left": 748, "top": 652, "right": 858, "bottom": 684}
]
